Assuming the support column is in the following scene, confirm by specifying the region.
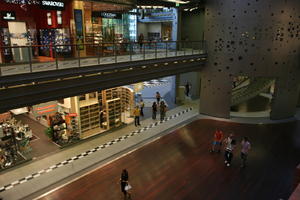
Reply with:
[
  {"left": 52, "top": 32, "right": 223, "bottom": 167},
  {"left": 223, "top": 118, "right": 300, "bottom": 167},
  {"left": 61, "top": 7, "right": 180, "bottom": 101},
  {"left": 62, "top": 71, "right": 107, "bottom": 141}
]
[
  {"left": 270, "top": 79, "right": 300, "bottom": 120},
  {"left": 298, "top": 87, "right": 300, "bottom": 107},
  {"left": 199, "top": 75, "right": 232, "bottom": 119}
]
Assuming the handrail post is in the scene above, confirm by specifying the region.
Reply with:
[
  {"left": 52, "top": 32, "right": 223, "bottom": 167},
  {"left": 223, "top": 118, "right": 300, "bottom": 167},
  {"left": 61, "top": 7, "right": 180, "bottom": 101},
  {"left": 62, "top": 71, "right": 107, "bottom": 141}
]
[
  {"left": 192, "top": 41, "right": 194, "bottom": 55},
  {"left": 114, "top": 42, "right": 117, "bottom": 63},
  {"left": 97, "top": 43, "right": 100, "bottom": 64},
  {"left": 165, "top": 41, "right": 168, "bottom": 57},
  {"left": 143, "top": 42, "right": 145, "bottom": 60},
  {"left": 28, "top": 46, "right": 32, "bottom": 73},
  {"left": 155, "top": 42, "right": 157, "bottom": 59},
  {"left": 54, "top": 45, "right": 58, "bottom": 69},
  {"left": 175, "top": 41, "right": 178, "bottom": 56},
  {"left": 130, "top": 42, "right": 132, "bottom": 61},
  {"left": 77, "top": 44, "right": 80, "bottom": 67}
]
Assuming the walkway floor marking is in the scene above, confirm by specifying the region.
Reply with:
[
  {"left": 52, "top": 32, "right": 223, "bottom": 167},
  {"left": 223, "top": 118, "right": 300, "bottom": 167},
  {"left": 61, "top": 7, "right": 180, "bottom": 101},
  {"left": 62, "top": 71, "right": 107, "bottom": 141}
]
[{"left": 0, "top": 107, "right": 193, "bottom": 193}]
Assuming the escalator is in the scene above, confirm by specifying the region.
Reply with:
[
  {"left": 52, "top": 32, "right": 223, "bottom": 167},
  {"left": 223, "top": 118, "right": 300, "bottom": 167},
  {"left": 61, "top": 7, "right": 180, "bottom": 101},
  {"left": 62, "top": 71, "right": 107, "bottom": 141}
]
[{"left": 231, "top": 77, "right": 274, "bottom": 107}]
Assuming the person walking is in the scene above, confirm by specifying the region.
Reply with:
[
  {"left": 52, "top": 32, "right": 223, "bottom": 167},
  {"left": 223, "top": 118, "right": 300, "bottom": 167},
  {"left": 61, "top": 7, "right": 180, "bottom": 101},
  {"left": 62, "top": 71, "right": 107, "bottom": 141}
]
[
  {"left": 139, "top": 99, "right": 145, "bottom": 117},
  {"left": 120, "top": 169, "right": 131, "bottom": 199},
  {"left": 210, "top": 129, "right": 224, "bottom": 153},
  {"left": 185, "top": 81, "right": 191, "bottom": 97},
  {"left": 240, "top": 137, "right": 251, "bottom": 168},
  {"left": 224, "top": 134, "right": 236, "bottom": 167},
  {"left": 138, "top": 33, "right": 144, "bottom": 52},
  {"left": 160, "top": 101, "right": 167, "bottom": 122},
  {"left": 152, "top": 102, "right": 157, "bottom": 120},
  {"left": 156, "top": 91, "right": 161, "bottom": 104},
  {"left": 133, "top": 106, "right": 141, "bottom": 127}
]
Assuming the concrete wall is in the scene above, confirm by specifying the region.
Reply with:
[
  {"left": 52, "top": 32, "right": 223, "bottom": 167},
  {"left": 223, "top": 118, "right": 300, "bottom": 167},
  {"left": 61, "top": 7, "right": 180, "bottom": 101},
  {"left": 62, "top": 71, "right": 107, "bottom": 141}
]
[
  {"left": 180, "top": 11, "right": 205, "bottom": 41},
  {"left": 200, "top": 0, "right": 300, "bottom": 119},
  {"left": 148, "top": 23, "right": 162, "bottom": 33},
  {"left": 179, "top": 72, "right": 201, "bottom": 99},
  {"left": 137, "top": 22, "right": 148, "bottom": 39},
  {"left": 137, "top": 22, "right": 162, "bottom": 40}
]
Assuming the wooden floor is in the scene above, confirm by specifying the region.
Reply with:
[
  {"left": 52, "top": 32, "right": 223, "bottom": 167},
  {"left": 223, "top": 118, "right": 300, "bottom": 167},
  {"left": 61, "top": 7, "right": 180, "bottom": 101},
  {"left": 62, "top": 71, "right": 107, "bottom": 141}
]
[{"left": 38, "top": 119, "right": 300, "bottom": 200}]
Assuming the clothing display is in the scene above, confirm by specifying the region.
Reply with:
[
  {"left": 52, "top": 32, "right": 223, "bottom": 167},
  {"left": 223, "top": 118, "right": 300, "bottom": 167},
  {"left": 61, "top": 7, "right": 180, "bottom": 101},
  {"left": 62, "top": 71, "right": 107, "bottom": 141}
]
[{"left": 0, "top": 118, "right": 32, "bottom": 170}]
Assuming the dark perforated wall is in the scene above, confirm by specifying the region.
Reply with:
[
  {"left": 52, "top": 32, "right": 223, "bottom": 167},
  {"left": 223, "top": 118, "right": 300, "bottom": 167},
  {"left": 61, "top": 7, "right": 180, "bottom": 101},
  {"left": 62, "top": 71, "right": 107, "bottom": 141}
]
[{"left": 200, "top": 0, "right": 300, "bottom": 119}]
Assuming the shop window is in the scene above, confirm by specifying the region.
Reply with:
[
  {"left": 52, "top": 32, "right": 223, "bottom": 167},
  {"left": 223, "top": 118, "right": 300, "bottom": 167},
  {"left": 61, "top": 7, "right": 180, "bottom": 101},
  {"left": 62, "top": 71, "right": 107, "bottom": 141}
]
[
  {"left": 57, "top": 11, "right": 62, "bottom": 25},
  {"left": 47, "top": 12, "right": 52, "bottom": 26}
]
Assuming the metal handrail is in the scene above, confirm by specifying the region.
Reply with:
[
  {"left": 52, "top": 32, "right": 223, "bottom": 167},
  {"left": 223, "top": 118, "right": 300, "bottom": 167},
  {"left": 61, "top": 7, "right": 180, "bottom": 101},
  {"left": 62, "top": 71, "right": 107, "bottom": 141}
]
[{"left": 0, "top": 40, "right": 207, "bottom": 77}]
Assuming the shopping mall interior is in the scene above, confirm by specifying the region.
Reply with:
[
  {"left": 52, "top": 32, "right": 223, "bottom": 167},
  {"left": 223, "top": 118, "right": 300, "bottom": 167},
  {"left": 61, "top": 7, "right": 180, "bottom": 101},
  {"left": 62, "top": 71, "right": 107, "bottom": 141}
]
[{"left": 0, "top": 0, "right": 299, "bottom": 199}]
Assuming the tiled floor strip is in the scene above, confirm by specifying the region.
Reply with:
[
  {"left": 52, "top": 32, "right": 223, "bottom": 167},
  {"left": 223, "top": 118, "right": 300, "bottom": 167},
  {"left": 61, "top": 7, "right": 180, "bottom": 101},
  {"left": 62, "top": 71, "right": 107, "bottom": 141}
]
[{"left": 0, "top": 107, "right": 192, "bottom": 193}]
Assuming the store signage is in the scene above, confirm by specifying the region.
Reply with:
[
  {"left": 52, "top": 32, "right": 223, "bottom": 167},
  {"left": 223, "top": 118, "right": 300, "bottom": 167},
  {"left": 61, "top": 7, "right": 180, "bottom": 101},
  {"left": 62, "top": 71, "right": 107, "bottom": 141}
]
[
  {"left": 2, "top": 11, "right": 16, "bottom": 21},
  {"left": 68, "top": 113, "right": 78, "bottom": 117},
  {"left": 92, "top": 12, "right": 122, "bottom": 19},
  {"left": 5, "top": 0, "right": 39, "bottom": 5},
  {"left": 40, "top": 0, "right": 65, "bottom": 10},
  {"left": 32, "top": 101, "right": 58, "bottom": 117}
]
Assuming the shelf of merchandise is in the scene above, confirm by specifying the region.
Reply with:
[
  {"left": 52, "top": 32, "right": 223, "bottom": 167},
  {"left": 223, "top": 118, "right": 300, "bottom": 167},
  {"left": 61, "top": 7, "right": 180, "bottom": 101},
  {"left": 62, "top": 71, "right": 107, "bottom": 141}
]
[
  {"left": 79, "top": 103, "right": 100, "bottom": 133},
  {"left": 117, "top": 87, "right": 134, "bottom": 113},
  {"left": 105, "top": 98, "right": 121, "bottom": 129}
]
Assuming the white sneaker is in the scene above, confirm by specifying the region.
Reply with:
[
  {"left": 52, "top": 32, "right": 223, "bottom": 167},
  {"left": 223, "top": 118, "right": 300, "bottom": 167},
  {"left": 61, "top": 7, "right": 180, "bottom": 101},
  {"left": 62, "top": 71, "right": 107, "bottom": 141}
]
[
  {"left": 224, "top": 160, "right": 227, "bottom": 164},
  {"left": 227, "top": 163, "right": 230, "bottom": 167}
]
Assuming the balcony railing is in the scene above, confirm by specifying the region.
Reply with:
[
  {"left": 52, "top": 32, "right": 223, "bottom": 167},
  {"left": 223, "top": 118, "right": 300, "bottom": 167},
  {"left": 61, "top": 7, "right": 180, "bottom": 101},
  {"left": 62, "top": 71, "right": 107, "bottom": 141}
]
[{"left": 0, "top": 41, "right": 206, "bottom": 77}]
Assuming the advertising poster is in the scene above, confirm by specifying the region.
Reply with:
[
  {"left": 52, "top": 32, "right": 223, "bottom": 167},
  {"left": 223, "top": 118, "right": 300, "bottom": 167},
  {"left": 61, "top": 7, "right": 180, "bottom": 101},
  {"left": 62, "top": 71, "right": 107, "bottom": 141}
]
[{"left": 74, "top": 9, "right": 84, "bottom": 50}]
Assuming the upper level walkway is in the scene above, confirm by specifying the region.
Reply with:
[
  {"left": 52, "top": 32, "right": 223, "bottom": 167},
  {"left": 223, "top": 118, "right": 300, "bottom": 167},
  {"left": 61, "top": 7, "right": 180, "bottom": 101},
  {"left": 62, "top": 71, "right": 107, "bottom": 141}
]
[{"left": 0, "top": 41, "right": 207, "bottom": 112}]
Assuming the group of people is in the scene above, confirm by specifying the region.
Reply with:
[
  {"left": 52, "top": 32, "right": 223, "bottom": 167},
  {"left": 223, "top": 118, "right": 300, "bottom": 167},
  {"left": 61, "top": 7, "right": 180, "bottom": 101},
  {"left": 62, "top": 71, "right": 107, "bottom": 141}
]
[
  {"left": 152, "top": 91, "right": 167, "bottom": 121},
  {"left": 133, "top": 92, "right": 168, "bottom": 127},
  {"left": 210, "top": 129, "right": 251, "bottom": 168}
]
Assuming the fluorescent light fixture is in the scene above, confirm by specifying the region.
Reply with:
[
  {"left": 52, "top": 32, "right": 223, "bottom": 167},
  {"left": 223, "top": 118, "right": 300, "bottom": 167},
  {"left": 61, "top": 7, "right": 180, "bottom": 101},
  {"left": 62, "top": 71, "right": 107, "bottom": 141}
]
[{"left": 164, "top": 0, "right": 189, "bottom": 4}]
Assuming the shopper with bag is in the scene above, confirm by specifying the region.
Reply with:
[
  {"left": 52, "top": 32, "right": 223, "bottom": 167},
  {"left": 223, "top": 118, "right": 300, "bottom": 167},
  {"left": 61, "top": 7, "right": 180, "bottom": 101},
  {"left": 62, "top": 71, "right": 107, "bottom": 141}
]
[{"left": 120, "top": 169, "right": 131, "bottom": 199}]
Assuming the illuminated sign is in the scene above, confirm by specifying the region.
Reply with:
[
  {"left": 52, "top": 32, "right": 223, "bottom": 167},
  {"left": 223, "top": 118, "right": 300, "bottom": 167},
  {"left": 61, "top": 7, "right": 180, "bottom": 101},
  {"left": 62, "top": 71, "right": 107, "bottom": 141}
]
[
  {"left": 2, "top": 11, "right": 16, "bottom": 21},
  {"left": 32, "top": 101, "right": 58, "bottom": 117},
  {"left": 92, "top": 12, "right": 122, "bottom": 19},
  {"left": 40, "top": 0, "right": 65, "bottom": 10}
]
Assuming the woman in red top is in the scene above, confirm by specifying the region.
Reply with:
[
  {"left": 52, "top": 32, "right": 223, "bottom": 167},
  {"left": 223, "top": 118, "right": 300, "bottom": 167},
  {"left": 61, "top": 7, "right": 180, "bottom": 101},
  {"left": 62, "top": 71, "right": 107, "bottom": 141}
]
[{"left": 210, "top": 129, "right": 223, "bottom": 153}]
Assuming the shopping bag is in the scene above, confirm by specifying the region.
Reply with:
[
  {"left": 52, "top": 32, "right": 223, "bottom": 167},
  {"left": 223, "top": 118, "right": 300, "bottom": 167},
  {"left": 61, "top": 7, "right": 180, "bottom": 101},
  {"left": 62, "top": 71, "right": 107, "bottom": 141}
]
[{"left": 125, "top": 183, "right": 132, "bottom": 191}]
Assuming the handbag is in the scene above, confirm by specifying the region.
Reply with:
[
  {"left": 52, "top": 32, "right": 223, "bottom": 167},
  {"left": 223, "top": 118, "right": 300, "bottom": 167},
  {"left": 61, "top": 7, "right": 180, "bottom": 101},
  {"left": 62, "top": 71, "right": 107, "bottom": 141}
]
[{"left": 125, "top": 183, "right": 132, "bottom": 191}]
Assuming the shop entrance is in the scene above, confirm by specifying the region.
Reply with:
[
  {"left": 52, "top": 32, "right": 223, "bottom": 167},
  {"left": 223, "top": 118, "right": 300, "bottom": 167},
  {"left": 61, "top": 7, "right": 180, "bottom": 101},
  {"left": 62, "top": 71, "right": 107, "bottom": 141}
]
[{"left": 7, "top": 21, "right": 29, "bottom": 62}]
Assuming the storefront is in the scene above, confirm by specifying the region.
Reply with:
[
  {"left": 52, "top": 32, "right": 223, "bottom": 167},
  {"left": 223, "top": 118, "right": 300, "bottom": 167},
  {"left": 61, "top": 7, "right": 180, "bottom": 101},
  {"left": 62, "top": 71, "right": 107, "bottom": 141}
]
[
  {"left": 0, "top": 0, "right": 138, "bottom": 63},
  {"left": 0, "top": 0, "right": 73, "bottom": 63},
  {"left": 0, "top": 86, "right": 135, "bottom": 170},
  {"left": 76, "top": 0, "right": 136, "bottom": 56},
  {"left": 137, "top": 8, "right": 178, "bottom": 42}
]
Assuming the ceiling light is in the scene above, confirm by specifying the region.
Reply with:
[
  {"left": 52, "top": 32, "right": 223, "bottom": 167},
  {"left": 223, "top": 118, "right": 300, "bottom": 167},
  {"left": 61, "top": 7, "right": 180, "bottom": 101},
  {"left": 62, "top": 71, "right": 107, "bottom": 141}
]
[{"left": 164, "top": 0, "right": 190, "bottom": 4}]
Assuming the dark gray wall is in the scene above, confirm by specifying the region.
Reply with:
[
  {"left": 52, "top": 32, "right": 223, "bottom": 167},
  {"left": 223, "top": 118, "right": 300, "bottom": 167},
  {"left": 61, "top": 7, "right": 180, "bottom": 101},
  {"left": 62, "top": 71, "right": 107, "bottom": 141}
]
[
  {"left": 200, "top": 0, "right": 300, "bottom": 119},
  {"left": 180, "top": 11, "right": 205, "bottom": 41},
  {"left": 179, "top": 72, "right": 201, "bottom": 99}
]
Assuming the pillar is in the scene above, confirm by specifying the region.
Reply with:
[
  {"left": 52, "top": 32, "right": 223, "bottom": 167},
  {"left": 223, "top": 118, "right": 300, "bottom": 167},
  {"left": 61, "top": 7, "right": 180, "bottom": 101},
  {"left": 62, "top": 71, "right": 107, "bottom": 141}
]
[
  {"left": 202, "top": 0, "right": 300, "bottom": 119},
  {"left": 271, "top": 79, "right": 300, "bottom": 119}
]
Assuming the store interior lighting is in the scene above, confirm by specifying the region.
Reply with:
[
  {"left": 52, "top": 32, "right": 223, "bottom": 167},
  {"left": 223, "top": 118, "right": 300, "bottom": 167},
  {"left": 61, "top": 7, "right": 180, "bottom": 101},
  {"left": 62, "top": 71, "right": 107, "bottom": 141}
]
[{"left": 137, "top": 5, "right": 166, "bottom": 9}]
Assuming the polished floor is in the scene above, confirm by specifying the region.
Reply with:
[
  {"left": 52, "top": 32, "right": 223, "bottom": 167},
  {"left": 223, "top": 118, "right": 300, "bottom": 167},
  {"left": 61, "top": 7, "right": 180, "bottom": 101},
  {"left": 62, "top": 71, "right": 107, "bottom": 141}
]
[{"left": 37, "top": 119, "right": 300, "bottom": 200}]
